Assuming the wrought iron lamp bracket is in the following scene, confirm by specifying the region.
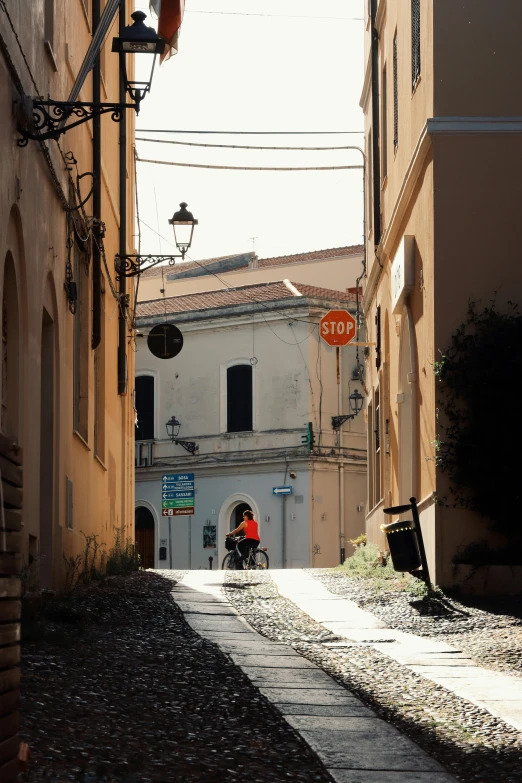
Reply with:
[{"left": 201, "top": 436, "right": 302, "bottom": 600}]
[
  {"left": 174, "top": 439, "right": 199, "bottom": 456},
  {"left": 331, "top": 414, "right": 357, "bottom": 430},
  {"left": 115, "top": 253, "right": 185, "bottom": 279},
  {"left": 16, "top": 98, "right": 138, "bottom": 146}
]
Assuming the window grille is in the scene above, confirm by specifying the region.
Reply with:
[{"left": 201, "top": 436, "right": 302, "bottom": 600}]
[
  {"left": 393, "top": 33, "right": 399, "bottom": 151},
  {"left": 227, "top": 364, "right": 253, "bottom": 432},
  {"left": 412, "top": 0, "right": 421, "bottom": 89}
]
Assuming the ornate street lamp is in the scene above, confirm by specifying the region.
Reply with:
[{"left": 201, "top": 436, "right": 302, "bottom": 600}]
[
  {"left": 16, "top": 11, "right": 162, "bottom": 146},
  {"left": 115, "top": 202, "right": 198, "bottom": 278},
  {"left": 165, "top": 416, "right": 198, "bottom": 456},
  {"left": 169, "top": 203, "right": 199, "bottom": 259},
  {"left": 112, "top": 11, "right": 163, "bottom": 111},
  {"left": 331, "top": 388, "right": 365, "bottom": 430}
]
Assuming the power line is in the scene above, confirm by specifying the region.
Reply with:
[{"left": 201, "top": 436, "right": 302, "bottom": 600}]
[
  {"left": 136, "top": 137, "right": 360, "bottom": 152},
  {"left": 137, "top": 157, "right": 362, "bottom": 172},
  {"left": 184, "top": 10, "right": 364, "bottom": 21},
  {"left": 136, "top": 129, "right": 364, "bottom": 135}
]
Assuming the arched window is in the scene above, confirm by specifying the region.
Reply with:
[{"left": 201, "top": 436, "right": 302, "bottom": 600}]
[
  {"left": 135, "top": 375, "right": 155, "bottom": 441},
  {"left": 227, "top": 364, "right": 252, "bottom": 433}
]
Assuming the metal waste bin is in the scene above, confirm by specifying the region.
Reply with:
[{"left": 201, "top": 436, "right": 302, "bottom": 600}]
[{"left": 380, "top": 519, "right": 422, "bottom": 573}]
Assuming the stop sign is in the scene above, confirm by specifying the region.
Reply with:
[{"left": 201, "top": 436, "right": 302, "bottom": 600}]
[{"left": 320, "top": 309, "right": 357, "bottom": 346}]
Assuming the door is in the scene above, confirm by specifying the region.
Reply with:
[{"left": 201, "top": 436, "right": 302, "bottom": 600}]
[{"left": 135, "top": 506, "right": 155, "bottom": 569}]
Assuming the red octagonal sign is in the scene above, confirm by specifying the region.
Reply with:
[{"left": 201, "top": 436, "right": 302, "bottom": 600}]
[{"left": 320, "top": 309, "right": 357, "bottom": 346}]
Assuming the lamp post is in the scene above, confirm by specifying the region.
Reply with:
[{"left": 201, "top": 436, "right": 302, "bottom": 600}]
[
  {"left": 115, "top": 202, "right": 198, "bottom": 278},
  {"left": 16, "top": 11, "right": 162, "bottom": 146},
  {"left": 331, "top": 388, "right": 364, "bottom": 430},
  {"left": 165, "top": 417, "right": 198, "bottom": 456}
]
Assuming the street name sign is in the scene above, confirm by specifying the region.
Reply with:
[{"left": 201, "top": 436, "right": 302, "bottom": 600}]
[
  {"left": 272, "top": 486, "right": 293, "bottom": 496},
  {"left": 320, "top": 310, "right": 356, "bottom": 347},
  {"left": 161, "top": 473, "right": 194, "bottom": 515}
]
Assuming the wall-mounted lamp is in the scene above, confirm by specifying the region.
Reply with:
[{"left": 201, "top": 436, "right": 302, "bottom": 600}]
[
  {"left": 115, "top": 201, "right": 198, "bottom": 278},
  {"left": 16, "top": 12, "right": 162, "bottom": 146},
  {"left": 331, "top": 388, "right": 365, "bottom": 430},
  {"left": 165, "top": 416, "right": 198, "bottom": 456}
]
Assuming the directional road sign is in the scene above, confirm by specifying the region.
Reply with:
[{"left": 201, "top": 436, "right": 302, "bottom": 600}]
[
  {"left": 272, "top": 486, "right": 293, "bottom": 496},
  {"left": 319, "top": 309, "right": 356, "bottom": 347},
  {"left": 162, "top": 473, "right": 194, "bottom": 514}
]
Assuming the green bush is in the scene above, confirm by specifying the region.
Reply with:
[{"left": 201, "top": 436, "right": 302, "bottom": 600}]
[
  {"left": 339, "top": 543, "right": 397, "bottom": 580},
  {"left": 106, "top": 526, "right": 141, "bottom": 575}
]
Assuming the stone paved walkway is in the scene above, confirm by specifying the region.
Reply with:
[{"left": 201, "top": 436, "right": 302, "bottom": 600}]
[
  {"left": 176, "top": 570, "right": 457, "bottom": 783},
  {"left": 271, "top": 569, "right": 522, "bottom": 733}
]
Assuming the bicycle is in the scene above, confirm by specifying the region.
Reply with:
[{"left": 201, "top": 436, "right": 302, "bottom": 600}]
[{"left": 221, "top": 536, "right": 269, "bottom": 570}]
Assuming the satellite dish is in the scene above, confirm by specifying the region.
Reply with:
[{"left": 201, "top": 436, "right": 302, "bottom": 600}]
[{"left": 147, "top": 323, "right": 184, "bottom": 359}]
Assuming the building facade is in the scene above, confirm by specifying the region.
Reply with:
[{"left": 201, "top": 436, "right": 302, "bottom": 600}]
[
  {"left": 134, "top": 280, "right": 367, "bottom": 570},
  {"left": 361, "top": 0, "right": 522, "bottom": 585},
  {"left": 0, "top": 1, "right": 137, "bottom": 589}
]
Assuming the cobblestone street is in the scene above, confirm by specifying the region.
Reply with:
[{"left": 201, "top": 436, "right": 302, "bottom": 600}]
[{"left": 18, "top": 568, "right": 522, "bottom": 783}]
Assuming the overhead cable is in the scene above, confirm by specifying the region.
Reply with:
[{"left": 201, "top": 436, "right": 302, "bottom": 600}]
[
  {"left": 136, "top": 137, "right": 360, "bottom": 151},
  {"left": 136, "top": 129, "right": 364, "bottom": 135},
  {"left": 137, "top": 157, "right": 362, "bottom": 172}
]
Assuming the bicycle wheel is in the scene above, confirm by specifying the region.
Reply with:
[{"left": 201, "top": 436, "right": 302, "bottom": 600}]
[
  {"left": 222, "top": 553, "right": 237, "bottom": 570},
  {"left": 253, "top": 550, "right": 269, "bottom": 570}
]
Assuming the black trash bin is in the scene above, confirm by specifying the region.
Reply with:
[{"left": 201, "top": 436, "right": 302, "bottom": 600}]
[{"left": 380, "top": 519, "right": 422, "bottom": 573}]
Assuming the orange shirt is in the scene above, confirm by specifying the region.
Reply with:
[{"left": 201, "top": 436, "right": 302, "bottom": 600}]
[{"left": 243, "top": 518, "right": 260, "bottom": 541}]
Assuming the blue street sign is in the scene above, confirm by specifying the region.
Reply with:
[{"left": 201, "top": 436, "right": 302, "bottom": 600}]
[
  {"left": 162, "top": 473, "right": 194, "bottom": 483},
  {"left": 272, "top": 486, "right": 293, "bottom": 496},
  {"left": 162, "top": 482, "right": 194, "bottom": 491},
  {"left": 162, "top": 490, "right": 195, "bottom": 500}
]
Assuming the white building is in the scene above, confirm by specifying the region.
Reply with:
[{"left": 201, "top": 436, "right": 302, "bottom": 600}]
[{"left": 134, "top": 272, "right": 367, "bottom": 571}]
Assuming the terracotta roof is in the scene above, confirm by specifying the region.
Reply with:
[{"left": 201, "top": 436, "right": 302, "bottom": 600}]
[
  {"left": 136, "top": 279, "right": 356, "bottom": 319},
  {"left": 257, "top": 245, "right": 363, "bottom": 268},
  {"left": 139, "top": 253, "right": 246, "bottom": 278},
  {"left": 141, "top": 244, "right": 363, "bottom": 279}
]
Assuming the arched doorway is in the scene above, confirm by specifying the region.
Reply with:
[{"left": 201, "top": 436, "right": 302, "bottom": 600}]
[
  {"left": 135, "top": 506, "right": 155, "bottom": 569},
  {"left": 39, "top": 307, "right": 55, "bottom": 589},
  {"left": 218, "top": 493, "right": 260, "bottom": 567},
  {"left": 230, "top": 502, "right": 251, "bottom": 532}
]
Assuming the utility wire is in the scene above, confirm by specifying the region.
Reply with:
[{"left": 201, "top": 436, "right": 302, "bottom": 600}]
[
  {"left": 184, "top": 10, "right": 364, "bottom": 21},
  {"left": 136, "top": 137, "right": 360, "bottom": 152},
  {"left": 136, "top": 129, "right": 364, "bottom": 135},
  {"left": 137, "top": 157, "right": 362, "bottom": 172}
]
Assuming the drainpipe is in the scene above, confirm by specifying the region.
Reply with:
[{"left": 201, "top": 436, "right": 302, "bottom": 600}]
[
  {"left": 370, "top": 0, "right": 382, "bottom": 245},
  {"left": 337, "top": 348, "right": 345, "bottom": 564},
  {"left": 405, "top": 301, "right": 418, "bottom": 499},
  {"left": 91, "top": 0, "right": 101, "bottom": 350},
  {"left": 117, "top": 2, "right": 127, "bottom": 394}
]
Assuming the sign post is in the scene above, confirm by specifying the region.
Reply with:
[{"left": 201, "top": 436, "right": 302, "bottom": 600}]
[{"left": 319, "top": 309, "right": 357, "bottom": 347}]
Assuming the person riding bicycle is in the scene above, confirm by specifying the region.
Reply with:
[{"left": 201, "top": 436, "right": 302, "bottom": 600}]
[{"left": 227, "top": 510, "right": 260, "bottom": 568}]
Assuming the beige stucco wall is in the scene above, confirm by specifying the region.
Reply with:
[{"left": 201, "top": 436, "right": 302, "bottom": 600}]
[
  {"left": 137, "top": 252, "right": 364, "bottom": 301},
  {"left": 0, "top": 1, "right": 136, "bottom": 588},
  {"left": 362, "top": 0, "right": 522, "bottom": 587}
]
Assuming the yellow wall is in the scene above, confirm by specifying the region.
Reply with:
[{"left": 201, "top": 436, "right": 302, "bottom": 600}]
[
  {"left": 361, "top": 0, "right": 522, "bottom": 585},
  {"left": 0, "top": 1, "right": 136, "bottom": 588}
]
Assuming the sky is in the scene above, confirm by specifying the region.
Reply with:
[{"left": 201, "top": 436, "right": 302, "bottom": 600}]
[{"left": 132, "top": 0, "right": 365, "bottom": 264}]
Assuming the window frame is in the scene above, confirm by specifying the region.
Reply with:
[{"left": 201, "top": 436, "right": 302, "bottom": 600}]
[
  {"left": 220, "top": 359, "right": 256, "bottom": 434},
  {"left": 134, "top": 371, "right": 158, "bottom": 442}
]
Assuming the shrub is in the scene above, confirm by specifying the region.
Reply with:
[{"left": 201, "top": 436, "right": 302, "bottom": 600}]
[
  {"left": 106, "top": 526, "right": 140, "bottom": 575},
  {"left": 434, "top": 300, "right": 522, "bottom": 541}
]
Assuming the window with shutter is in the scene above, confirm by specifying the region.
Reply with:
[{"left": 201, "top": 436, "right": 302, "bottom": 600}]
[
  {"left": 382, "top": 65, "right": 388, "bottom": 181},
  {"left": 412, "top": 0, "right": 421, "bottom": 89},
  {"left": 393, "top": 33, "right": 399, "bottom": 151},
  {"left": 375, "top": 305, "right": 382, "bottom": 370}
]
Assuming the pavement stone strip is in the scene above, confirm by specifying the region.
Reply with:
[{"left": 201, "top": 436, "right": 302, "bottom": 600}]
[
  {"left": 223, "top": 571, "right": 522, "bottom": 783},
  {"left": 312, "top": 569, "right": 522, "bottom": 678},
  {"left": 19, "top": 568, "right": 522, "bottom": 782}
]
